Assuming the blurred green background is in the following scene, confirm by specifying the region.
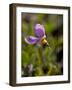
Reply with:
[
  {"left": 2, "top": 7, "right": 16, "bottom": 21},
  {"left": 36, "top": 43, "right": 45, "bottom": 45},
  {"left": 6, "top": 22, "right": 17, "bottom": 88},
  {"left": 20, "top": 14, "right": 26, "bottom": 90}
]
[{"left": 21, "top": 13, "right": 63, "bottom": 77}]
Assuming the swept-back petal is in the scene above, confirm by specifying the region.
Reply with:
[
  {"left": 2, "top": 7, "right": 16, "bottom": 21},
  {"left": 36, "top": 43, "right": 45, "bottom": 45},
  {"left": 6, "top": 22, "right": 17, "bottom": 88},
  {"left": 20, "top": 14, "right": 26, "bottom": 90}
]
[
  {"left": 25, "top": 36, "right": 39, "bottom": 44},
  {"left": 34, "top": 24, "right": 45, "bottom": 38}
]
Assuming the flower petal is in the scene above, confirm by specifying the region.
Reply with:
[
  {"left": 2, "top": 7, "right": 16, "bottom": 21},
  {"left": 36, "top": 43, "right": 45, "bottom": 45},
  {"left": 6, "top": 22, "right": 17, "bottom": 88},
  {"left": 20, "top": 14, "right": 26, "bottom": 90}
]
[
  {"left": 34, "top": 24, "right": 45, "bottom": 38},
  {"left": 25, "top": 36, "right": 39, "bottom": 44}
]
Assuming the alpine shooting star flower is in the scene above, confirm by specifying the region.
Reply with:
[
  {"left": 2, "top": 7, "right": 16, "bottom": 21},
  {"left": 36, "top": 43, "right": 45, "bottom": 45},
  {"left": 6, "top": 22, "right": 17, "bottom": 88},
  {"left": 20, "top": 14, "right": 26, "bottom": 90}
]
[{"left": 25, "top": 24, "right": 49, "bottom": 47}]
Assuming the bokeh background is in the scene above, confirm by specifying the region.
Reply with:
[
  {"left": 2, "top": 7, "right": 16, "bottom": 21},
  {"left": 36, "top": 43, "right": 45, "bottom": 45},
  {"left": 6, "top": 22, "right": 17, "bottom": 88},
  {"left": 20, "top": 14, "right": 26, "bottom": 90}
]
[{"left": 21, "top": 13, "right": 63, "bottom": 77}]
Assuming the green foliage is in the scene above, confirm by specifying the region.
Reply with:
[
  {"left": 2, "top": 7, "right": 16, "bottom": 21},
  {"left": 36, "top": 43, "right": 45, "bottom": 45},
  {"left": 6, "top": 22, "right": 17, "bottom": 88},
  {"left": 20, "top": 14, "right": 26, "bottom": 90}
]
[{"left": 21, "top": 13, "right": 63, "bottom": 77}]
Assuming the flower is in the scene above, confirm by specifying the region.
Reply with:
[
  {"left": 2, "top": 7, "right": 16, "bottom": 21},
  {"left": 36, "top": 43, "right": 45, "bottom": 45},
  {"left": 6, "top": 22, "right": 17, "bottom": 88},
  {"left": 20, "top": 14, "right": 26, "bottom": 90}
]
[
  {"left": 28, "top": 64, "right": 33, "bottom": 73},
  {"left": 25, "top": 24, "right": 49, "bottom": 47}
]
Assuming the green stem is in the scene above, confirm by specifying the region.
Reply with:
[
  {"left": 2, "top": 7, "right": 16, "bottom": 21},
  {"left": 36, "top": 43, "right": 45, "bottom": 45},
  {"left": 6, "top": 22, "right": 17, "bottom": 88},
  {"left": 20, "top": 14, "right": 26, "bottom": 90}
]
[{"left": 38, "top": 47, "right": 46, "bottom": 66}]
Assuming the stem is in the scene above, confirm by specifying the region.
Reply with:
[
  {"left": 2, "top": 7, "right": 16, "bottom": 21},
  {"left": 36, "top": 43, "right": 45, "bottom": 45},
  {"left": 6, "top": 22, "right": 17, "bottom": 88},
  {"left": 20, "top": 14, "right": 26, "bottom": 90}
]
[{"left": 38, "top": 46, "right": 46, "bottom": 66}]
